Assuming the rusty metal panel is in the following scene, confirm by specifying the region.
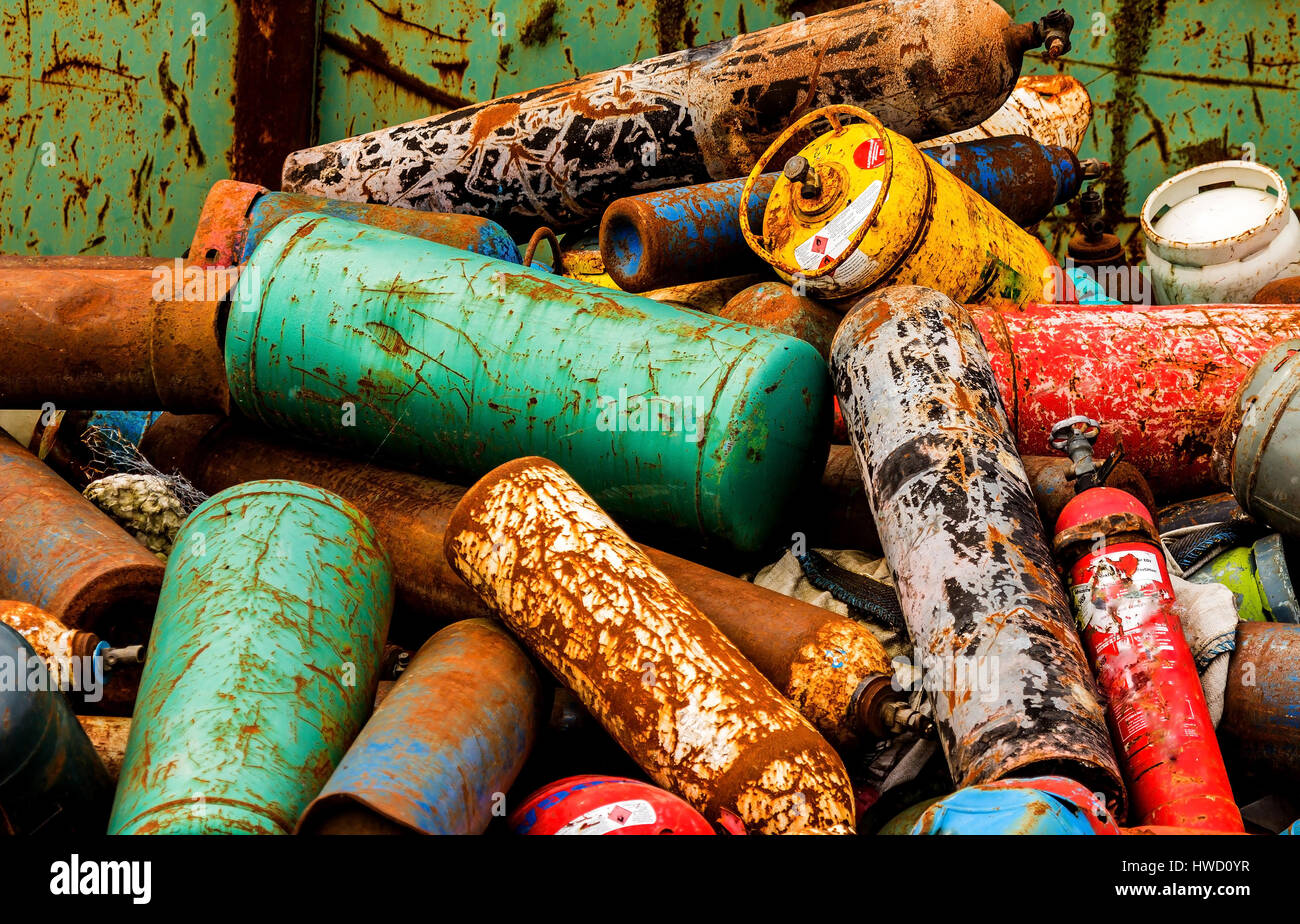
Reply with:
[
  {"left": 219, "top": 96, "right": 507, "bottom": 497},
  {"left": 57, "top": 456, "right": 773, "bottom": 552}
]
[
  {"left": 1002, "top": 0, "right": 1300, "bottom": 260},
  {"left": 314, "top": 1, "right": 820, "bottom": 144},
  {"left": 0, "top": 1, "right": 316, "bottom": 256}
]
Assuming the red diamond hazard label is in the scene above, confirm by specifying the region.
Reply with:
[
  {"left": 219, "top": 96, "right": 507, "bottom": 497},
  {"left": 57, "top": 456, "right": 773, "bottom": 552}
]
[{"left": 810, "top": 235, "right": 828, "bottom": 254}]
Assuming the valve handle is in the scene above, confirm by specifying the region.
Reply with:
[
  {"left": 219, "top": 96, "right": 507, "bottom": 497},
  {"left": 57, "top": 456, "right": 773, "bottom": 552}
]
[{"left": 1049, "top": 415, "right": 1101, "bottom": 452}]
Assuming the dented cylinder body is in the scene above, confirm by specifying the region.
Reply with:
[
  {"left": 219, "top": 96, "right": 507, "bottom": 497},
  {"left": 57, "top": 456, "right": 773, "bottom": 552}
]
[
  {"left": 0, "top": 621, "right": 112, "bottom": 835},
  {"left": 719, "top": 282, "right": 843, "bottom": 360},
  {"left": 970, "top": 302, "right": 1300, "bottom": 497},
  {"left": 281, "top": 0, "right": 1055, "bottom": 232},
  {"left": 108, "top": 481, "right": 393, "bottom": 835},
  {"left": 0, "top": 431, "right": 164, "bottom": 641},
  {"left": 140, "top": 413, "right": 894, "bottom": 747},
  {"left": 1222, "top": 620, "right": 1300, "bottom": 785},
  {"left": 188, "top": 179, "right": 522, "bottom": 268},
  {"left": 0, "top": 267, "right": 230, "bottom": 413},
  {"left": 298, "top": 619, "right": 542, "bottom": 835},
  {"left": 830, "top": 285, "right": 1124, "bottom": 809},
  {"left": 226, "top": 215, "right": 829, "bottom": 554},
  {"left": 444, "top": 457, "right": 857, "bottom": 834}
]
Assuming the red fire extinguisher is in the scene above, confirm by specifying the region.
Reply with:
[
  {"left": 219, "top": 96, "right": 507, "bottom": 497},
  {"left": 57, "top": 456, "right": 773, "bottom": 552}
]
[{"left": 1049, "top": 416, "right": 1242, "bottom": 832}]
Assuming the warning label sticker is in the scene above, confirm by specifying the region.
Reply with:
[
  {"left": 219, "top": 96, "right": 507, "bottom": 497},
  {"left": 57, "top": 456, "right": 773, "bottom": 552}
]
[{"left": 793, "top": 179, "right": 883, "bottom": 274}]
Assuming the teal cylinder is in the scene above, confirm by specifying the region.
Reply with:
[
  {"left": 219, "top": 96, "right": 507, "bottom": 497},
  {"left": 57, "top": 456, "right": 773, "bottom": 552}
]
[
  {"left": 224, "top": 213, "right": 831, "bottom": 553},
  {"left": 108, "top": 480, "right": 394, "bottom": 835}
]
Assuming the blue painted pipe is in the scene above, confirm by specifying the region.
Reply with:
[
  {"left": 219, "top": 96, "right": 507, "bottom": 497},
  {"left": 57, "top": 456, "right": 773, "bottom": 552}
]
[
  {"left": 296, "top": 618, "right": 543, "bottom": 835},
  {"left": 600, "top": 135, "right": 1092, "bottom": 292}
]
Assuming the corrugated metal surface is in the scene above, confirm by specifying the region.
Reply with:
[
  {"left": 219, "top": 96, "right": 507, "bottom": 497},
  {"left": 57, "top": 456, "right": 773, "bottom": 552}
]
[
  {"left": 1001, "top": 0, "right": 1300, "bottom": 259},
  {"left": 0, "top": 1, "right": 316, "bottom": 256}
]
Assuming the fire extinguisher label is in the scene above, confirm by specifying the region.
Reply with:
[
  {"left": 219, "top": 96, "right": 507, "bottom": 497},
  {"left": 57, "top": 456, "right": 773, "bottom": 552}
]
[
  {"left": 554, "top": 799, "right": 656, "bottom": 835},
  {"left": 1070, "top": 549, "right": 1166, "bottom": 632},
  {"left": 793, "top": 180, "right": 883, "bottom": 274}
]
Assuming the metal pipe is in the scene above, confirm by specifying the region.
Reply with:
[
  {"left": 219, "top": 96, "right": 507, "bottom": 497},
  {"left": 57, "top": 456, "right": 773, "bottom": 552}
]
[
  {"left": 443, "top": 456, "right": 857, "bottom": 834},
  {"left": 830, "top": 284, "right": 1124, "bottom": 812},
  {"left": 298, "top": 619, "right": 543, "bottom": 835},
  {"left": 0, "top": 431, "right": 164, "bottom": 642},
  {"left": 281, "top": 1, "right": 1070, "bottom": 233},
  {"left": 226, "top": 214, "right": 829, "bottom": 554},
  {"left": 0, "top": 266, "right": 230, "bottom": 413},
  {"left": 139, "top": 413, "right": 899, "bottom": 747},
  {"left": 188, "top": 179, "right": 522, "bottom": 268},
  {"left": 108, "top": 481, "right": 393, "bottom": 835}
]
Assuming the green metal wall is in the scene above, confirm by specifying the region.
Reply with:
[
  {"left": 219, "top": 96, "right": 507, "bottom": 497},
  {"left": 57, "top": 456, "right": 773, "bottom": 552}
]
[
  {"left": 1003, "top": 0, "right": 1300, "bottom": 259},
  {"left": 5, "top": 1, "right": 1297, "bottom": 259}
]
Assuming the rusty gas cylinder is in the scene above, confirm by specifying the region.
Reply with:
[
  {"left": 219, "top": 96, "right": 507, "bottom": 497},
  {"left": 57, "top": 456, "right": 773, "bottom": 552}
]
[
  {"left": 831, "top": 284, "right": 1124, "bottom": 812},
  {"left": 282, "top": 1, "right": 1071, "bottom": 233},
  {"left": 444, "top": 456, "right": 858, "bottom": 834}
]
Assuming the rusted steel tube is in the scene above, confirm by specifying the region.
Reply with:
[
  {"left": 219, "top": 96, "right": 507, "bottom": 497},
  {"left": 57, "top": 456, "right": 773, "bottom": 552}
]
[
  {"left": 281, "top": 1, "right": 1069, "bottom": 232},
  {"left": 0, "top": 431, "right": 164, "bottom": 642},
  {"left": 298, "top": 619, "right": 543, "bottom": 835},
  {"left": 600, "top": 176, "right": 775, "bottom": 292},
  {"left": 139, "top": 413, "right": 897, "bottom": 746},
  {"left": 444, "top": 457, "right": 857, "bottom": 833},
  {"left": 0, "top": 255, "right": 165, "bottom": 270},
  {"left": 970, "top": 302, "right": 1300, "bottom": 497},
  {"left": 1221, "top": 620, "right": 1300, "bottom": 786},
  {"left": 0, "top": 267, "right": 230, "bottom": 412},
  {"left": 918, "top": 74, "right": 1093, "bottom": 153},
  {"left": 831, "top": 285, "right": 1124, "bottom": 810},
  {"left": 77, "top": 715, "right": 131, "bottom": 787},
  {"left": 188, "top": 179, "right": 523, "bottom": 268}
]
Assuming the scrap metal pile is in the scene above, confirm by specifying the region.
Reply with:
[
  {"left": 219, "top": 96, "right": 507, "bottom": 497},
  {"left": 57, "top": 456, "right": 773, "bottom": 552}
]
[{"left": 5, "top": 0, "right": 1300, "bottom": 837}]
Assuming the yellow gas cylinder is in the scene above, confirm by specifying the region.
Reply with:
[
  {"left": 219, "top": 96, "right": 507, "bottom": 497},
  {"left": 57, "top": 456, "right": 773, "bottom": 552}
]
[{"left": 740, "top": 105, "right": 1062, "bottom": 305}]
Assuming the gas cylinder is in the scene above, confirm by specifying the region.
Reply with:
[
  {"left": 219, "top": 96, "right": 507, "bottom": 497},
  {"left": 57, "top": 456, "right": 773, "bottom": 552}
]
[
  {"left": 1214, "top": 339, "right": 1300, "bottom": 538},
  {"left": 444, "top": 456, "right": 857, "bottom": 834},
  {"left": 297, "top": 619, "right": 543, "bottom": 835},
  {"left": 1050, "top": 417, "right": 1242, "bottom": 832},
  {"left": 0, "top": 621, "right": 113, "bottom": 834},
  {"left": 909, "top": 777, "right": 1121, "bottom": 835},
  {"left": 0, "top": 600, "right": 143, "bottom": 713},
  {"left": 282, "top": 1, "right": 1072, "bottom": 232},
  {"left": 227, "top": 213, "right": 830, "bottom": 554},
  {"left": 509, "top": 776, "right": 717, "bottom": 835},
  {"left": 188, "top": 179, "right": 522, "bottom": 268},
  {"left": 918, "top": 74, "right": 1093, "bottom": 153},
  {"left": 1143, "top": 161, "right": 1300, "bottom": 305},
  {"left": 108, "top": 480, "right": 393, "bottom": 835},
  {"left": 603, "top": 134, "right": 1092, "bottom": 294},
  {"left": 1187, "top": 534, "right": 1299, "bottom": 624},
  {"left": 741, "top": 106, "right": 1060, "bottom": 303}
]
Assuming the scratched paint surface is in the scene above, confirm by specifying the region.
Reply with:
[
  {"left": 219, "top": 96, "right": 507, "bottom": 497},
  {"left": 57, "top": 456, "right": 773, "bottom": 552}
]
[
  {"left": 108, "top": 480, "right": 393, "bottom": 835},
  {"left": 0, "top": 1, "right": 238, "bottom": 255},
  {"left": 970, "top": 302, "right": 1300, "bottom": 499},
  {"left": 299, "top": 619, "right": 542, "bottom": 835},
  {"left": 1001, "top": 0, "right": 1300, "bottom": 260},
  {"left": 830, "top": 285, "right": 1124, "bottom": 812},
  {"left": 444, "top": 457, "right": 856, "bottom": 834},
  {"left": 225, "top": 213, "right": 830, "bottom": 554}
]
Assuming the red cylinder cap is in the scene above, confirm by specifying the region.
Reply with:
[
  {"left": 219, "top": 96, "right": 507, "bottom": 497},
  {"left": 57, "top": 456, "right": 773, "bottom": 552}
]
[{"left": 1055, "top": 486, "right": 1156, "bottom": 536}]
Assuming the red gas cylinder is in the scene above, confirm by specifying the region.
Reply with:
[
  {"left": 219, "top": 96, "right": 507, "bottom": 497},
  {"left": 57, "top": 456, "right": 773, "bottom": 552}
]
[
  {"left": 1050, "top": 419, "right": 1242, "bottom": 832},
  {"left": 508, "top": 776, "right": 720, "bottom": 835}
]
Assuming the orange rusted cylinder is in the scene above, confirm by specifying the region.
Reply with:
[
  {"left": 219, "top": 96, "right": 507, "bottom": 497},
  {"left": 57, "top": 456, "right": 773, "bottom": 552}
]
[
  {"left": 719, "top": 282, "right": 844, "bottom": 360},
  {"left": 1251, "top": 276, "right": 1300, "bottom": 304},
  {"left": 139, "top": 413, "right": 898, "bottom": 747},
  {"left": 0, "top": 266, "right": 229, "bottom": 412},
  {"left": 0, "top": 431, "right": 163, "bottom": 642},
  {"left": 444, "top": 456, "right": 857, "bottom": 834}
]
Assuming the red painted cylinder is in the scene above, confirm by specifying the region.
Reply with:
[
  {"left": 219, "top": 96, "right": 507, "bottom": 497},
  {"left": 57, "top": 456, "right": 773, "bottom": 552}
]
[
  {"left": 1053, "top": 487, "right": 1242, "bottom": 831},
  {"left": 970, "top": 302, "right": 1300, "bottom": 497}
]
